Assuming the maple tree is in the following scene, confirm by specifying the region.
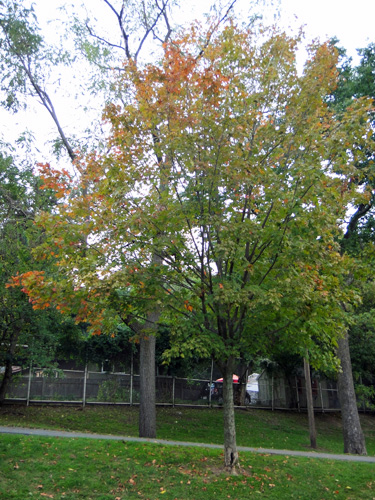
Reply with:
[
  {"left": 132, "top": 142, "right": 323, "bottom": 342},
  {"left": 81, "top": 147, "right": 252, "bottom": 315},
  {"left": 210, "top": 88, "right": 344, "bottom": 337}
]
[
  {"left": 0, "top": 0, "right": 278, "bottom": 444},
  {"left": 8, "top": 24, "right": 373, "bottom": 469}
]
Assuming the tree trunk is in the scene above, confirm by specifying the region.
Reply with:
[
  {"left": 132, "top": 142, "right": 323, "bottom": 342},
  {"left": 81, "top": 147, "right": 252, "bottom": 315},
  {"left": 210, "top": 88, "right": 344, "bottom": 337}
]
[
  {"left": 131, "top": 251, "right": 162, "bottom": 438},
  {"left": 0, "top": 359, "right": 13, "bottom": 404},
  {"left": 222, "top": 360, "right": 239, "bottom": 471},
  {"left": 238, "top": 368, "right": 248, "bottom": 406},
  {"left": 336, "top": 206, "right": 369, "bottom": 455},
  {"left": 0, "top": 334, "right": 18, "bottom": 405},
  {"left": 234, "top": 361, "right": 250, "bottom": 406},
  {"left": 139, "top": 326, "right": 157, "bottom": 438},
  {"left": 337, "top": 332, "right": 367, "bottom": 455},
  {"left": 129, "top": 306, "right": 158, "bottom": 439},
  {"left": 303, "top": 357, "right": 317, "bottom": 449}
]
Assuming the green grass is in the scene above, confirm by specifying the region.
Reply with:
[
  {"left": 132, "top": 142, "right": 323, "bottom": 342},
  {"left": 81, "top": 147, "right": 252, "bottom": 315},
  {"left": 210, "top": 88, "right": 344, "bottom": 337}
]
[
  {"left": 1, "top": 404, "right": 375, "bottom": 455},
  {"left": 1, "top": 433, "right": 375, "bottom": 499},
  {"left": 1, "top": 405, "right": 375, "bottom": 499}
]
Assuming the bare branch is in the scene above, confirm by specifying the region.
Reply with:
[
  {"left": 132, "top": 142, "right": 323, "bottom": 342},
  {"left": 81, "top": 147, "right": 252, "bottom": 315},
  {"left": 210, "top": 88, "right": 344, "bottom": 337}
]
[
  {"left": 153, "top": 0, "right": 172, "bottom": 44},
  {"left": 102, "top": 0, "right": 131, "bottom": 59},
  {"left": 135, "top": 0, "right": 171, "bottom": 60},
  {"left": 85, "top": 21, "right": 126, "bottom": 53}
]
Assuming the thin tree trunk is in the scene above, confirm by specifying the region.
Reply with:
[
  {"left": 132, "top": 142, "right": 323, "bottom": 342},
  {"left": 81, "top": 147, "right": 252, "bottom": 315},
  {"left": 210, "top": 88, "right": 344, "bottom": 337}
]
[
  {"left": 303, "top": 356, "right": 317, "bottom": 449},
  {"left": 238, "top": 367, "right": 248, "bottom": 406},
  {"left": 129, "top": 252, "right": 162, "bottom": 438},
  {"left": 222, "top": 360, "right": 239, "bottom": 471},
  {"left": 0, "top": 333, "right": 18, "bottom": 405},
  {"left": 337, "top": 332, "right": 367, "bottom": 455},
  {"left": 235, "top": 361, "right": 250, "bottom": 406},
  {"left": 0, "top": 359, "right": 13, "bottom": 404},
  {"left": 139, "top": 333, "right": 156, "bottom": 438},
  {"left": 128, "top": 310, "right": 158, "bottom": 438}
]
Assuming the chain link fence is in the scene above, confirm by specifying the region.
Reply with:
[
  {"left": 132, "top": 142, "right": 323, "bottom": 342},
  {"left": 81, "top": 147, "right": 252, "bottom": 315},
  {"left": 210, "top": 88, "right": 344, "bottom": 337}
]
[{"left": 5, "top": 367, "right": 342, "bottom": 411}]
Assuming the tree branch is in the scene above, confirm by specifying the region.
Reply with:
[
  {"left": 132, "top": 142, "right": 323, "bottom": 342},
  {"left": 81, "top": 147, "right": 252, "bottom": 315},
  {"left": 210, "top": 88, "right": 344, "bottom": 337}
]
[
  {"left": 102, "top": 0, "right": 131, "bottom": 59},
  {"left": 196, "top": 0, "right": 239, "bottom": 60},
  {"left": 85, "top": 21, "right": 126, "bottom": 53},
  {"left": 344, "top": 202, "right": 373, "bottom": 239}
]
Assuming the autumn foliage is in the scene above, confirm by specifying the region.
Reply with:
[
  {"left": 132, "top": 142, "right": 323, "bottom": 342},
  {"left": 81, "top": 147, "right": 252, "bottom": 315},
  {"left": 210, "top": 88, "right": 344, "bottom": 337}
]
[
  {"left": 9, "top": 24, "right": 372, "bottom": 342},
  {"left": 7, "top": 21, "right": 374, "bottom": 466}
]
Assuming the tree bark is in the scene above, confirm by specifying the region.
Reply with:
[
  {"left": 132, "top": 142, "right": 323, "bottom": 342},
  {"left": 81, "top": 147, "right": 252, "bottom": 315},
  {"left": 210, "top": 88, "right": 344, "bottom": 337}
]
[
  {"left": 234, "top": 360, "right": 250, "bottom": 406},
  {"left": 222, "top": 360, "right": 239, "bottom": 471},
  {"left": 0, "top": 333, "right": 18, "bottom": 405},
  {"left": 303, "top": 357, "right": 317, "bottom": 449},
  {"left": 0, "top": 359, "right": 13, "bottom": 404},
  {"left": 335, "top": 202, "right": 370, "bottom": 455},
  {"left": 337, "top": 332, "right": 367, "bottom": 455},
  {"left": 129, "top": 303, "right": 159, "bottom": 439},
  {"left": 139, "top": 333, "right": 156, "bottom": 438}
]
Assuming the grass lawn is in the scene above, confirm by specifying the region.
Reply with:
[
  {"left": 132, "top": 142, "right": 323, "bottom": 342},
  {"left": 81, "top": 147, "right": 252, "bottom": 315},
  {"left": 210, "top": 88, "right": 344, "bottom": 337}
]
[
  {"left": 0, "top": 405, "right": 375, "bottom": 499},
  {"left": 1, "top": 404, "right": 375, "bottom": 455},
  {"left": 1, "top": 433, "right": 375, "bottom": 499}
]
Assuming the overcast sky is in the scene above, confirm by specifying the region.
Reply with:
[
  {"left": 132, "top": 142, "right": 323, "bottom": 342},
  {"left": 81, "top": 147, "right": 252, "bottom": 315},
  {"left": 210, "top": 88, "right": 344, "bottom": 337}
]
[
  {"left": 280, "top": 0, "right": 374, "bottom": 63},
  {"left": 36, "top": 0, "right": 375, "bottom": 60},
  {"left": 2, "top": 0, "right": 375, "bottom": 163}
]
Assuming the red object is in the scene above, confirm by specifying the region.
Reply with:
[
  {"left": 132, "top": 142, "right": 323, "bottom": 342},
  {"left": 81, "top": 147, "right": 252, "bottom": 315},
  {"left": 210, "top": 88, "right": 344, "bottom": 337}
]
[{"left": 215, "top": 374, "right": 239, "bottom": 384}]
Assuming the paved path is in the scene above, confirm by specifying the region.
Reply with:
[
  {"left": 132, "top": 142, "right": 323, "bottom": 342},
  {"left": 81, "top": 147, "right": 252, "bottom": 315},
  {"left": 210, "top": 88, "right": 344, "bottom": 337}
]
[{"left": 1, "top": 425, "right": 375, "bottom": 463}]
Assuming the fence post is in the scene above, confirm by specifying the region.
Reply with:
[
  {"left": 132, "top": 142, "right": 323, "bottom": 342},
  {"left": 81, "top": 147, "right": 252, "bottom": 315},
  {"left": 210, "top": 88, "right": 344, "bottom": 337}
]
[
  {"left": 209, "top": 358, "right": 214, "bottom": 406},
  {"left": 360, "top": 375, "right": 366, "bottom": 413},
  {"left": 172, "top": 377, "right": 175, "bottom": 407},
  {"left": 26, "top": 363, "right": 32, "bottom": 406},
  {"left": 319, "top": 382, "right": 324, "bottom": 413},
  {"left": 82, "top": 364, "right": 88, "bottom": 408},
  {"left": 130, "top": 350, "right": 133, "bottom": 406},
  {"left": 271, "top": 375, "right": 274, "bottom": 411},
  {"left": 295, "top": 376, "right": 300, "bottom": 412}
]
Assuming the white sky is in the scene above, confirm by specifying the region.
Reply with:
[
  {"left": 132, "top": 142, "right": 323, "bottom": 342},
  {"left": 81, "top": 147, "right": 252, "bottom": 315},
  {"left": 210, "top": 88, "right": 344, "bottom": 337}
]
[
  {"left": 31, "top": 0, "right": 375, "bottom": 62},
  {"left": 279, "top": 0, "right": 375, "bottom": 63},
  {"left": 2, "top": 0, "right": 375, "bottom": 163}
]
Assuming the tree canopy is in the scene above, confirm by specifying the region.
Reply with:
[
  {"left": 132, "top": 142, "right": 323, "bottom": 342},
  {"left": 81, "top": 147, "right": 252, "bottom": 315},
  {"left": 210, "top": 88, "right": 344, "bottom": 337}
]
[
  {"left": 0, "top": 147, "right": 71, "bottom": 401},
  {"left": 8, "top": 22, "right": 374, "bottom": 467}
]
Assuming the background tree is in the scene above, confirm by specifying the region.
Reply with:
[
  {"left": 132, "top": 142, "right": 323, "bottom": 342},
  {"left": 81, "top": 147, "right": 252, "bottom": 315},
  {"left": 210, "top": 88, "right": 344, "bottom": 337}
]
[
  {"left": 329, "top": 42, "right": 375, "bottom": 455},
  {"left": 0, "top": 0, "right": 244, "bottom": 439},
  {"left": 348, "top": 280, "right": 375, "bottom": 409},
  {"left": 11, "top": 24, "right": 373, "bottom": 469},
  {"left": 0, "top": 147, "right": 65, "bottom": 402}
]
